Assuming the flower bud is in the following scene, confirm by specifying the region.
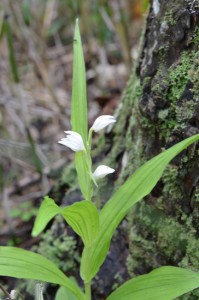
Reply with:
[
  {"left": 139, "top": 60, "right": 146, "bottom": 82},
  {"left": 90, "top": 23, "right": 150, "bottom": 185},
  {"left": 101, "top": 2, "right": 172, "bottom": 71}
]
[
  {"left": 93, "top": 165, "right": 115, "bottom": 179},
  {"left": 91, "top": 115, "right": 116, "bottom": 132}
]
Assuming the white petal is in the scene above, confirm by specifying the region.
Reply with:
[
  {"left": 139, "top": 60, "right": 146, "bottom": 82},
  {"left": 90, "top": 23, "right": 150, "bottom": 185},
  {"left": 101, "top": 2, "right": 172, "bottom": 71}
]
[
  {"left": 58, "top": 131, "right": 85, "bottom": 152},
  {"left": 93, "top": 165, "right": 115, "bottom": 179},
  {"left": 91, "top": 115, "right": 116, "bottom": 132}
]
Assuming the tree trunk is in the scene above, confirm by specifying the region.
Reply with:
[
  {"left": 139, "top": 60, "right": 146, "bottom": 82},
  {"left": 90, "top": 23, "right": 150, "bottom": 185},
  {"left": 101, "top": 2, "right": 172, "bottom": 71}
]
[{"left": 97, "top": 0, "right": 199, "bottom": 298}]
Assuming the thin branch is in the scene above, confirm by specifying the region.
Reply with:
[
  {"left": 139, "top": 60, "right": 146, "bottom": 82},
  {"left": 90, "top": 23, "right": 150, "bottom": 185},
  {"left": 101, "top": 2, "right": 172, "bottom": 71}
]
[{"left": 0, "top": 284, "right": 12, "bottom": 300}]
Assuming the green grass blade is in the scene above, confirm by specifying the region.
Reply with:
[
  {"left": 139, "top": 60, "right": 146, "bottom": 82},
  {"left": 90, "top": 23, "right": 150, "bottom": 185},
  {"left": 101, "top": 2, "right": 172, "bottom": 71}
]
[
  {"left": 0, "top": 247, "right": 84, "bottom": 300},
  {"left": 22, "top": 0, "right": 31, "bottom": 26},
  {"left": 107, "top": 267, "right": 199, "bottom": 300},
  {"left": 3, "top": 18, "right": 20, "bottom": 83},
  {"left": 71, "top": 20, "right": 91, "bottom": 199},
  {"left": 80, "top": 134, "right": 199, "bottom": 282}
]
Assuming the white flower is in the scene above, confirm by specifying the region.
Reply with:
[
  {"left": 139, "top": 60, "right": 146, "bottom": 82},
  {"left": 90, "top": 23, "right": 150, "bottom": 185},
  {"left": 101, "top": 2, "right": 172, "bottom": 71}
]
[
  {"left": 93, "top": 165, "right": 115, "bottom": 179},
  {"left": 91, "top": 115, "right": 116, "bottom": 132},
  {"left": 58, "top": 131, "right": 85, "bottom": 152}
]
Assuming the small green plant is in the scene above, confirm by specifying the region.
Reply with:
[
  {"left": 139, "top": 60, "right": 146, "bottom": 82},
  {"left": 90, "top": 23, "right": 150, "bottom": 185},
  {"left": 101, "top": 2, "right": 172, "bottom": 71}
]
[
  {"left": 0, "top": 20, "right": 199, "bottom": 300},
  {"left": 10, "top": 202, "right": 38, "bottom": 222}
]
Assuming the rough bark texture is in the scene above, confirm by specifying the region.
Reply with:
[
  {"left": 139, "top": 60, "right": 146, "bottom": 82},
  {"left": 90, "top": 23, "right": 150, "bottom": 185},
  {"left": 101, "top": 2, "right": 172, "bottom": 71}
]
[{"left": 96, "top": 0, "right": 199, "bottom": 298}]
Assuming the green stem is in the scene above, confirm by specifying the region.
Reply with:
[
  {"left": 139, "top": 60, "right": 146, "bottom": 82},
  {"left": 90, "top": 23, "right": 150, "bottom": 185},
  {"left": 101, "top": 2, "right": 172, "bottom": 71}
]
[
  {"left": 87, "top": 128, "right": 93, "bottom": 151},
  {"left": 3, "top": 16, "right": 20, "bottom": 83},
  {"left": 85, "top": 281, "right": 91, "bottom": 300},
  {"left": 84, "top": 128, "right": 94, "bottom": 201},
  {"left": 82, "top": 150, "right": 93, "bottom": 201}
]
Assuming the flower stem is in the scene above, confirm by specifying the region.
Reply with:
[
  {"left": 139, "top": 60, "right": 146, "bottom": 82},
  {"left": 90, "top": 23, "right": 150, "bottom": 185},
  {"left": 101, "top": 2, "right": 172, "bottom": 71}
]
[
  {"left": 85, "top": 281, "right": 91, "bottom": 300},
  {"left": 85, "top": 128, "right": 94, "bottom": 201},
  {"left": 87, "top": 128, "right": 93, "bottom": 151}
]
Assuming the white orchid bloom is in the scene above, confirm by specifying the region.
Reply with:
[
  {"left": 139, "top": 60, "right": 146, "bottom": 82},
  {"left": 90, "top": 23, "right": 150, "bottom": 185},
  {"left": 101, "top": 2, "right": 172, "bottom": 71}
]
[
  {"left": 93, "top": 165, "right": 115, "bottom": 179},
  {"left": 58, "top": 131, "right": 85, "bottom": 152},
  {"left": 91, "top": 115, "right": 116, "bottom": 132}
]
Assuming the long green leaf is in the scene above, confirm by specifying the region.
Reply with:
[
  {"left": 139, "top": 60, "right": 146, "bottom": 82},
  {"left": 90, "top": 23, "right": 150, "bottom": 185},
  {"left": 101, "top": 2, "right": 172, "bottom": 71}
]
[
  {"left": 107, "top": 266, "right": 199, "bottom": 300},
  {"left": 0, "top": 247, "right": 84, "bottom": 300},
  {"left": 32, "top": 197, "right": 99, "bottom": 247},
  {"left": 71, "top": 19, "right": 87, "bottom": 144},
  {"left": 81, "top": 134, "right": 199, "bottom": 282},
  {"left": 71, "top": 20, "right": 90, "bottom": 199}
]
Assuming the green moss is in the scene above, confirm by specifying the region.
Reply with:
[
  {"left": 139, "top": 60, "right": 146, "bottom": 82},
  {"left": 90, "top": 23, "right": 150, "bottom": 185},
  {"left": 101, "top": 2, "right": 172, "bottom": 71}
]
[
  {"left": 112, "top": 272, "right": 125, "bottom": 291},
  {"left": 32, "top": 216, "right": 80, "bottom": 272},
  {"left": 188, "top": 51, "right": 199, "bottom": 97},
  {"left": 162, "top": 165, "right": 183, "bottom": 201},
  {"left": 147, "top": 49, "right": 198, "bottom": 139},
  {"left": 163, "top": 9, "right": 177, "bottom": 26},
  {"left": 158, "top": 109, "right": 169, "bottom": 119},
  {"left": 60, "top": 162, "right": 77, "bottom": 187},
  {"left": 176, "top": 100, "right": 197, "bottom": 125},
  {"left": 192, "top": 25, "right": 199, "bottom": 45},
  {"left": 127, "top": 199, "right": 199, "bottom": 268},
  {"left": 168, "top": 52, "right": 193, "bottom": 101},
  {"left": 194, "top": 186, "right": 199, "bottom": 203}
]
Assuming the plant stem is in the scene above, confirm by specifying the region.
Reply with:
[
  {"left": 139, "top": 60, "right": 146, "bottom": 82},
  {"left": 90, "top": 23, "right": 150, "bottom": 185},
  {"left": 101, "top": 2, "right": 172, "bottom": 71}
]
[
  {"left": 85, "top": 281, "right": 91, "bottom": 300},
  {"left": 0, "top": 284, "right": 11, "bottom": 299},
  {"left": 87, "top": 128, "right": 93, "bottom": 151},
  {"left": 3, "top": 16, "right": 20, "bottom": 83},
  {"left": 84, "top": 128, "right": 94, "bottom": 201}
]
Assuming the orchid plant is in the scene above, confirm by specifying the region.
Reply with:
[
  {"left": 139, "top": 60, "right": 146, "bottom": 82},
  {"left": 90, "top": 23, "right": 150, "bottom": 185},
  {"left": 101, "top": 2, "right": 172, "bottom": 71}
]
[{"left": 0, "top": 20, "right": 199, "bottom": 300}]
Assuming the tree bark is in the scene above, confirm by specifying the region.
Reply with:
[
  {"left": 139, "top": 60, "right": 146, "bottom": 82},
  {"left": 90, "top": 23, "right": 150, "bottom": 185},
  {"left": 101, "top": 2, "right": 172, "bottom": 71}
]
[{"left": 97, "top": 0, "right": 199, "bottom": 298}]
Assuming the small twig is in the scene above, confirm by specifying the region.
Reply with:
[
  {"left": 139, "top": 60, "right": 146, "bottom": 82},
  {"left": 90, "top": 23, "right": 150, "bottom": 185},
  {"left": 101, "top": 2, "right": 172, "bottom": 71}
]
[
  {"left": 0, "top": 284, "right": 12, "bottom": 300},
  {"left": 18, "top": 292, "right": 25, "bottom": 300},
  {"left": 35, "top": 283, "right": 45, "bottom": 300}
]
